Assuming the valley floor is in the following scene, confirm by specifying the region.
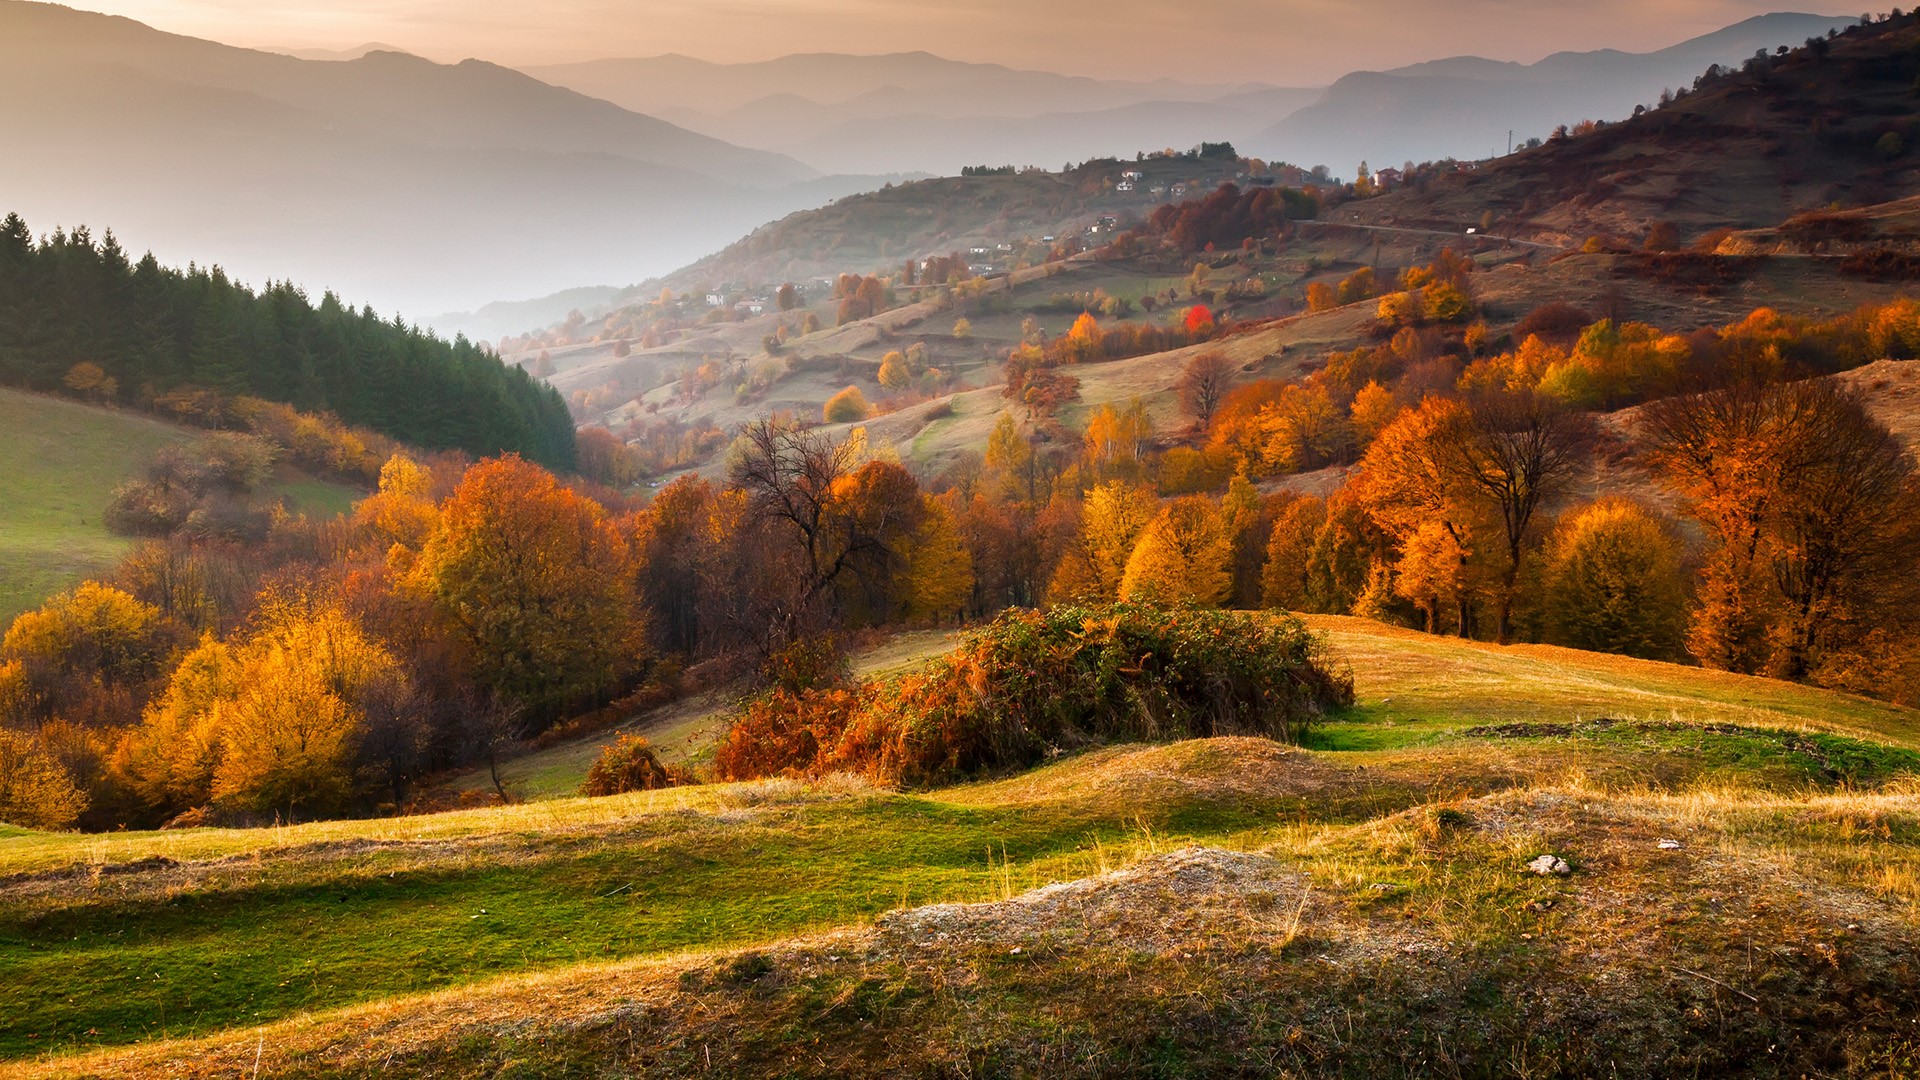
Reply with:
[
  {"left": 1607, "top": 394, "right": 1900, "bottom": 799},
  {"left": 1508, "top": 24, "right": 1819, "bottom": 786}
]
[{"left": 4, "top": 617, "right": 1918, "bottom": 1077}]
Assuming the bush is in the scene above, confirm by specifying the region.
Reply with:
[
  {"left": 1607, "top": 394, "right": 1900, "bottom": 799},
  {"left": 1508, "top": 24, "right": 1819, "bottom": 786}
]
[
  {"left": 823, "top": 386, "right": 871, "bottom": 424},
  {"left": 581, "top": 734, "right": 692, "bottom": 796},
  {"left": 714, "top": 604, "right": 1353, "bottom": 787}
]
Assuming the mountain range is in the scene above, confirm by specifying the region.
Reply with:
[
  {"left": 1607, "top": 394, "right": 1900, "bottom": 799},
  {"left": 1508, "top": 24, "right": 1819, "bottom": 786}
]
[
  {"left": 1254, "top": 12, "right": 1855, "bottom": 170},
  {"left": 522, "top": 15, "right": 1854, "bottom": 179},
  {"left": 0, "top": 2, "right": 895, "bottom": 316},
  {"left": 0, "top": 3, "right": 1865, "bottom": 333}
]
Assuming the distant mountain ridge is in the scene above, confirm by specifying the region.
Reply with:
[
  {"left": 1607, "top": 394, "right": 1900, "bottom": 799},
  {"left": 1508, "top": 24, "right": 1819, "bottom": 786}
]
[
  {"left": 0, "top": 1, "right": 891, "bottom": 314},
  {"left": 1255, "top": 11, "right": 1855, "bottom": 169},
  {"left": 525, "top": 51, "right": 1313, "bottom": 175}
]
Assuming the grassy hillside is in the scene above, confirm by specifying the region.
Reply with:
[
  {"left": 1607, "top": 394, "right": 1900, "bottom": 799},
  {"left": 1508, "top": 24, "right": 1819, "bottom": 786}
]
[
  {"left": 0, "top": 389, "right": 363, "bottom": 623},
  {"left": 7, "top": 615, "right": 1917, "bottom": 1075}
]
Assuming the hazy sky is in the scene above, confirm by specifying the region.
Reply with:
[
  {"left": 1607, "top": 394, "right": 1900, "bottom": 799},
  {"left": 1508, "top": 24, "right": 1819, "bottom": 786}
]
[{"left": 90, "top": 0, "right": 1812, "bottom": 82}]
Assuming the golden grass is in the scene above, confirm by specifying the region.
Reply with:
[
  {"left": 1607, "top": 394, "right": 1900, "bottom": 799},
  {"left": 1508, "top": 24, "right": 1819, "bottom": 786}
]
[{"left": 1307, "top": 614, "right": 1920, "bottom": 746}]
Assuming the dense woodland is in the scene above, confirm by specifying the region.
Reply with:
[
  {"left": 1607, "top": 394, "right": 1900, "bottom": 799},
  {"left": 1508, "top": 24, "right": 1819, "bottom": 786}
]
[{"left": 0, "top": 215, "right": 576, "bottom": 470}]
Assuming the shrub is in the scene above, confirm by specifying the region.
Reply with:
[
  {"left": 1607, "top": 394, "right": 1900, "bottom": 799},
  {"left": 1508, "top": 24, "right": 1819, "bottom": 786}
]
[
  {"left": 581, "top": 734, "right": 691, "bottom": 796},
  {"left": 1513, "top": 302, "right": 1594, "bottom": 344},
  {"left": 823, "top": 386, "right": 871, "bottom": 424},
  {"left": 714, "top": 604, "right": 1353, "bottom": 787}
]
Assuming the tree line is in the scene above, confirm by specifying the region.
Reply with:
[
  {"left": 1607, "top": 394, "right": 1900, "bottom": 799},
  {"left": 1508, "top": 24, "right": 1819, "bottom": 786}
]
[{"left": 0, "top": 215, "right": 575, "bottom": 470}]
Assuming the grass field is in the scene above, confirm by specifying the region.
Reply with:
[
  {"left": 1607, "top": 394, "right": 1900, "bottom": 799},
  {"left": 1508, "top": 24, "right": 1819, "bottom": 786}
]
[
  {"left": 0, "top": 389, "right": 364, "bottom": 624},
  {"left": 6, "top": 615, "right": 1918, "bottom": 1076}
]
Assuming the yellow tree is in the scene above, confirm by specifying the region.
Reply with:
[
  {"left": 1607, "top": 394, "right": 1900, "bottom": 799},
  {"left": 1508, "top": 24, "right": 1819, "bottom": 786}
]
[
  {"left": 1083, "top": 398, "right": 1153, "bottom": 478},
  {"left": 0, "top": 728, "right": 87, "bottom": 829},
  {"left": 1392, "top": 520, "right": 1468, "bottom": 634},
  {"left": 1056, "top": 481, "right": 1158, "bottom": 602},
  {"left": 112, "top": 634, "right": 241, "bottom": 814},
  {"left": 824, "top": 385, "right": 871, "bottom": 423},
  {"left": 1543, "top": 500, "right": 1688, "bottom": 659},
  {"left": 209, "top": 599, "right": 407, "bottom": 818},
  {"left": 1349, "top": 380, "right": 1400, "bottom": 445},
  {"left": 352, "top": 453, "right": 441, "bottom": 557},
  {"left": 897, "top": 497, "right": 974, "bottom": 622},
  {"left": 1120, "top": 496, "right": 1234, "bottom": 606},
  {"left": 411, "top": 456, "right": 641, "bottom": 720},
  {"left": 1261, "top": 496, "right": 1327, "bottom": 611},
  {"left": 1260, "top": 384, "right": 1351, "bottom": 473},
  {"left": 877, "top": 351, "right": 912, "bottom": 390}
]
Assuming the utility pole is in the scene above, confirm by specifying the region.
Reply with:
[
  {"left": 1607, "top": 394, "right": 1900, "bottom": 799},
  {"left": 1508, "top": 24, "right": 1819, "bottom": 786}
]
[{"left": 1507, "top": 130, "right": 1514, "bottom": 155}]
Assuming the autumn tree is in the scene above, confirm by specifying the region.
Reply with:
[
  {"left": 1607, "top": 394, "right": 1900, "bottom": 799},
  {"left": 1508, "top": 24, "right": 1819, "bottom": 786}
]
[
  {"left": 1350, "top": 399, "right": 1479, "bottom": 635},
  {"left": 777, "top": 283, "right": 800, "bottom": 311},
  {"left": 1050, "top": 482, "right": 1157, "bottom": 602},
  {"left": 1542, "top": 500, "right": 1688, "bottom": 659},
  {"left": 729, "top": 421, "right": 903, "bottom": 649},
  {"left": 896, "top": 497, "right": 974, "bottom": 622},
  {"left": 1451, "top": 391, "right": 1588, "bottom": 643},
  {"left": 1176, "top": 351, "right": 1234, "bottom": 428},
  {"left": 0, "top": 728, "right": 87, "bottom": 829},
  {"left": 575, "top": 427, "right": 643, "bottom": 489},
  {"left": 63, "top": 361, "right": 117, "bottom": 402},
  {"left": 1261, "top": 496, "right": 1327, "bottom": 611},
  {"left": 411, "top": 456, "right": 641, "bottom": 722},
  {"left": 1261, "top": 384, "right": 1352, "bottom": 473},
  {"left": 627, "top": 475, "right": 713, "bottom": 656},
  {"left": 1083, "top": 398, "right": 1153, "bottom": 478},
  {"left": 824, "top": 385, "right": 871, "bottom": 423},
  {"left": 353, "top": 453, "right": 440, "bottom": 557},
  {"left": 1349, "top": 380, "right": 1400, "bottom": 445},
  {"left": 877, "top": 351, "right": 912, "bottom": 390},
  {"left": 1120, "top": 496, "right": 1235, "bottom": 606},
  {"left": 1645, "top": 380, "right": 1919, "bottom": 678},
  {"left": 208, "top": 594, "right": 415, "bottom": 818}
]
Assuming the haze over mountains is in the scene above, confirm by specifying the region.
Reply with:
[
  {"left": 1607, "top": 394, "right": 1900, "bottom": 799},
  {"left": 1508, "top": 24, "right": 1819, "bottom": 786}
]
[
  {"left": 0, "top": 2, "right": 1856, "bottom": 336},
  {"left": 525, "top": 14, "right": 1852, "bottom": 180},
  {"left": 1260, "top": 11, "right": 1856, "bottom": 170},
  {"left": 0, "top": 1, "right": 897, "bottom": 317}
]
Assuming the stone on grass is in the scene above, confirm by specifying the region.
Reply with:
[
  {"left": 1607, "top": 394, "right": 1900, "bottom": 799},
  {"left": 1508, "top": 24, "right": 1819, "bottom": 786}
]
[{"left": 1526, "top": 855, "right": 1571, "bottom": 876}]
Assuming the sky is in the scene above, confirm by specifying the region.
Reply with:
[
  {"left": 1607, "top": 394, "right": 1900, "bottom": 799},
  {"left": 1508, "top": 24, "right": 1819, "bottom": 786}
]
[{"left": 82, "top": 0, "right": 1817, "bottom": 83}]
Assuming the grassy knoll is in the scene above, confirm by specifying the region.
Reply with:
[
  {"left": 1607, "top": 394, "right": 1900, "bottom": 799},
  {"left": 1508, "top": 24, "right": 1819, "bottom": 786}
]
[
  {"left": 0, "top": 389, "right": 364, "bottom": 623},
  {"left": 5, "top": 616, "right": 1919, "bottom": 1076},
  {"left": 0, "top": 391, "right": 190, "bottom": 623}
]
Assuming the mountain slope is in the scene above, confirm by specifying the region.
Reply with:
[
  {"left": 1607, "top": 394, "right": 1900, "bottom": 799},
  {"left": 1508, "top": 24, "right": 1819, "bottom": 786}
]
[
  {"left": 0, "top": 2, "right": 881, "bottom": 314},
  {"left": 1255, "top": 12, "right": 1854, "bottom": 170},
  {"left": 1345, "top": 14, "right": 1920, "bottom": 245}
]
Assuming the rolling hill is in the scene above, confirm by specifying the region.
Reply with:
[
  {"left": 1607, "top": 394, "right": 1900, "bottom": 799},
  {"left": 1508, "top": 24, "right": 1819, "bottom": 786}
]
[
  {"left": 0, "top": 1, "right": 896, "bottom": 316},
  {"left": 0, "top": 388, "right": 361, "bottom": 624},
  {"left": 7, "top": 616, "right": 1919, "bottom": 1076}
]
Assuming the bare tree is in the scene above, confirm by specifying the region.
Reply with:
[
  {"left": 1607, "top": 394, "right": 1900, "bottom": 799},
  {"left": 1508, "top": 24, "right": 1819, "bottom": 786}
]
[
  {"left": 1175, "top": 351, "right": 1234, "bottom": 428},
  {"left": 727, "top": 421, "right": 923, "bottom": 652},
  {"left": 1451, "top": 391, "right": 1590, "bottom": 644}
]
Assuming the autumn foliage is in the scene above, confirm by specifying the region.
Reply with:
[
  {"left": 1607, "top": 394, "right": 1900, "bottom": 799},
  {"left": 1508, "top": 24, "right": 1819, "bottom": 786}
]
[{"left": 715, "top": 604, "right": 1353, "bottom": 787}]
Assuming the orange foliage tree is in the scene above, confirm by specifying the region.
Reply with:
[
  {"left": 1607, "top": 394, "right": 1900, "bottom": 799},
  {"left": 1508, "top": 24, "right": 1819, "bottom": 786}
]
[{"left": 411, "top": 456, "right": 642, "bottom": 722}]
